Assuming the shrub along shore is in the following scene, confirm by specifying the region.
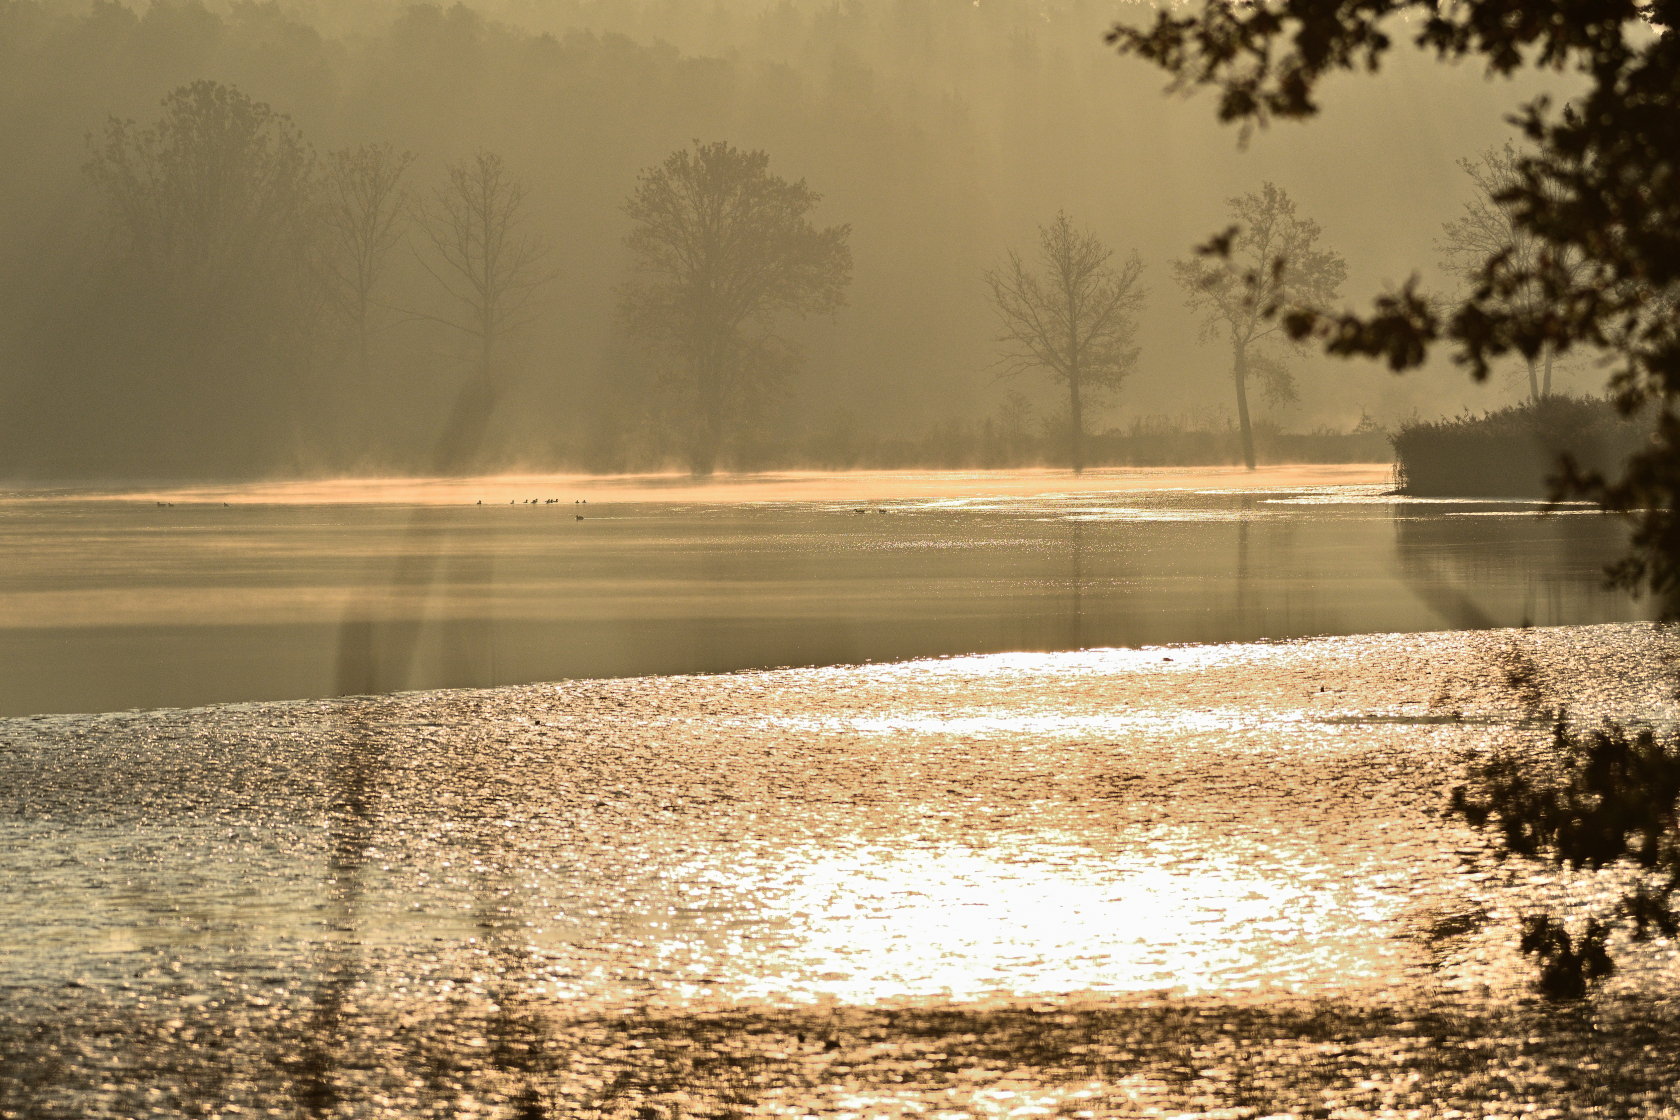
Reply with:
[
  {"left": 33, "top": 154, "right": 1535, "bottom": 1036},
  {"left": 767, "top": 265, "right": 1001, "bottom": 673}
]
[{"left": 1393, "top": 396, "right": 1651, "bottom": 499}]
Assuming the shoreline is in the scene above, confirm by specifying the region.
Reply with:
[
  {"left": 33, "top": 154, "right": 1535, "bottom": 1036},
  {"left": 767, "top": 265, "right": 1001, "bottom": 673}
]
[{"left": 0, "top": 463, "right": 1396, "bottom": 507}]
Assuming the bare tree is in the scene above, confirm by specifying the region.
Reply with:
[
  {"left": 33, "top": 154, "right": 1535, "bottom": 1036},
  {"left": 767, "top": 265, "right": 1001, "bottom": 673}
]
[
  {"left": 411, "top": 150, "right": 552, "bottom": 388},
  {"left": 319, "top": 143, "right": 415, "bottom": 375},
  {"left": 985, "top": 211, "right": 1146, "bottom": 474},
  {"left": 1438, "top": 143, "right": 1582, "bottom": 403},
  {"left": 1173, "top": 182, "right": 1346, "bottom": 470},
  {"left": 620, "top": 141, "right": 851, "bottom": 476}
]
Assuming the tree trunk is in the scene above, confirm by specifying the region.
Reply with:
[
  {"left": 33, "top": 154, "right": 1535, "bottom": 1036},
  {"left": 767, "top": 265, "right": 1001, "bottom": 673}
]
[
  {"left": 1543, "top": 348, "right": 1553, "bottom": 398},
  {"left": 1068, "top": 290, "right": 1084, "bottom": 475},
  {"left": 1233, "top": 342, "right": 1256, "bottom": 470},
  {"left": 1526, "top": 355, "right": 1540, "bottom": 403},
  {"left": 357, "top": 308, "right": 370, "bottom": 378},
  {"left": 690, "top": 348, "right": 723, "bottom": 477},
  {"left": 1068, "top": 375, "right": 1084, "bottom": 475}
]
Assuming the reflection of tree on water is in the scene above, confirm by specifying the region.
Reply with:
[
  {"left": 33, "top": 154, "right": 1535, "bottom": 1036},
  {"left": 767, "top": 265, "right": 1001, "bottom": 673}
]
[
  {"left": 1235, "top": 496, "right": 1251, "bottom": 625},
  {"left": 295, "top": 711, "right": 565, "bottom": 1116},
  {"left": 335, "top": 375, "right": 501, "bottom": 696},
  {"left": 296, "top": 710, "right": 383, "bottom": 1114},
  {"left": 307, "top": 358, "right": 552, "bottom": 1112},
  {"left": 1067, "top": 517, "right": 1084, "bottom": 650},
  {"left": 440, "top": 548, "right": 498, "bottom": 689},
  {"left": 466, "top": 800, "right": 559, "bottom": 1118},
  {"left": 1223, "top": 496, "right": 1311, "bottom": 643},
  {"left": 1390, "top": 504, "right": 1645, "bottom": 630}
]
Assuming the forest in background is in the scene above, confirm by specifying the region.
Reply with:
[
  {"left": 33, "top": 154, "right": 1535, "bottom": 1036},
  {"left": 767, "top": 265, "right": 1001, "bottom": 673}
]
[{"left": 0, "top": 0, "right": 1581, "bottom": 479}]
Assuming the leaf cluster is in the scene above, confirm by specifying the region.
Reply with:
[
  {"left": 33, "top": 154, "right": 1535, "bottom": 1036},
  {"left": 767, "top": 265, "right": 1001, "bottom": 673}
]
[{"left": 1451, "top": 718, "right": 1680, "bottom": 990}]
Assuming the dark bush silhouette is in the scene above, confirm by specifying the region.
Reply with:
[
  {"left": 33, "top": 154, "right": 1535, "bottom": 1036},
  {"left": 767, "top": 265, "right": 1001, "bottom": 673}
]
[{"left": 1394, "top": 396, "right": 1652, "bottom": 498}]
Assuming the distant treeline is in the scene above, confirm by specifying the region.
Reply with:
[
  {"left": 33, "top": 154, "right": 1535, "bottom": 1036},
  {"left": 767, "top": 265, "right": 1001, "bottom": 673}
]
[
  {"left": 0, "top": 0, "right": 1542, "bottom": 481},
  {"left": 1393, "top": 396, "right": 1651, "bottom": 498},
  {"left": 0, "top": 0, "right": 1159, "bottom": 479}
]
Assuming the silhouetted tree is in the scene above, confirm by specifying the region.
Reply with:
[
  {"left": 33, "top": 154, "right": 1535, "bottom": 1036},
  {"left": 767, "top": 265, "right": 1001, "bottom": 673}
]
[
  {"left": 82, "top": 79, "right": 320, "bottom": 471},
  {"left": 84, "top": 79, "right": 317, "bottom": 352},
  {"left": 1438, "top": 144, "right": 1582, "bottom": 404},
  {"left": 320, "top": 143, "right": 415, "bottom": 375},
  {"left": 984, "top": 212, "right": 1146, "bottom": 474},
  {"left": 620, "top": 141, "right": 852, "bottom": 475},
  {"left": 412, "top": 150, "right": 552, "bottom": 388},
  {"left": 1172, "top": 183, "right": 1345, "bottom": 470}
]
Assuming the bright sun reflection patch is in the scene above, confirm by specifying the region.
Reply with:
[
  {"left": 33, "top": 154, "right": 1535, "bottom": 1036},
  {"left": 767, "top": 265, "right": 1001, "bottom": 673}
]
[{"left": 705, "top": 840, "right": 1406, "bottom": 1004}]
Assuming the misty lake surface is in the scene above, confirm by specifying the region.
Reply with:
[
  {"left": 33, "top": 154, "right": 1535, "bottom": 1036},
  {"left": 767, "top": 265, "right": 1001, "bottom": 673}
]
[{"left": 0, "top": 465, "right": 1649, "bottom": 717}]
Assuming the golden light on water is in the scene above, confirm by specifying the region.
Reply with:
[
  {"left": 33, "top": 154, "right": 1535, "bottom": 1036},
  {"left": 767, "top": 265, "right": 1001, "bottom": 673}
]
[
  {"left": 8, "top": 464, "right": 1392, "bottom": 508},
  {"left": 715, "top": 841, "right": 1406, "bottom": 1003}
]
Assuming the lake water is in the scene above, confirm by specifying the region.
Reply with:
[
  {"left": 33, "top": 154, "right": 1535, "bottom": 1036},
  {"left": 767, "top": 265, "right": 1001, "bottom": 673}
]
[
  {"left": 3, "top": 467, "right": 1676, "bottom": 1116},
  {"left": 5, "top": 622, "right": 1679, "bottom": 1116},
  {"left": 0, "top": 465, "right": 1647, "bottom": 717}
]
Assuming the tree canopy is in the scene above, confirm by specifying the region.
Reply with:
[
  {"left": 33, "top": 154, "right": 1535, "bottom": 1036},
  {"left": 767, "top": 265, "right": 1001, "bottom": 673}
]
[
  {"left": 319, "top": 143, "right": 415, "bottom": 376},
  {"left": 984, "top": 212, "right": 1146, "bottom": 474},
  {"left": 1437, "top": 143, "right": 1584, "bottom": 403},
  {"left": 620, "top": 140, "right": 852, "bottom": 474},
  {"left": 85, "top": 79, "right": 316, "bottom": 330},
  {"left": 1171, "top": 182, "right": 1343, "bottom": 469},
  {"left": 412, "top": 150, "right": 552, "bottom": 383}
]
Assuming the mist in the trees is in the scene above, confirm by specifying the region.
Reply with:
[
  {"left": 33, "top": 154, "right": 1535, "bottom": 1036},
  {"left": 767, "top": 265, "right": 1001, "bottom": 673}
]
[
  {"left": 985, "top": 212, "right": 1146, "bottom": 475},
  {"left": 319, "top": 143, "right": 415, "bottom": 378},
  {"left": 619, "top": 141, "right": 851, "bottom": 476},
  {"left": 1437, "top": 144, "right": 1584, "bottom": 403},
  {"left": 1171, "top": 183, "right": 1346, "bottom": 471},
  {"left": 10, "top": 1, "right": 1680, "bottom": 1099},
  {"left": 412, "top": 151, "right": 553, "bottom": 394},
  {"left": 0, "top": 0, "right": 1587, "bottom": 479}
]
